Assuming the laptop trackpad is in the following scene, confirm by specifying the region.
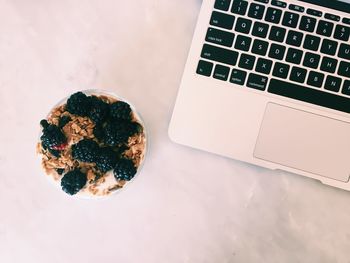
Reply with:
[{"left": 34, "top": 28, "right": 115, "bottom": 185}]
[{"left": 254, "top": 103, "right": 350, "bottom": 182}]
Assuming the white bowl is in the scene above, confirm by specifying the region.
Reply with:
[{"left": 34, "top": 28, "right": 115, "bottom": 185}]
[{"left": 38, "top": 89, "right": 148, "bottom": 199}]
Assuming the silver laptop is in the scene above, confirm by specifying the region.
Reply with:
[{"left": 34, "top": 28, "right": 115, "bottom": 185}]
[{"left": 169, "top": 0, "right": 350, "bottom": 191}]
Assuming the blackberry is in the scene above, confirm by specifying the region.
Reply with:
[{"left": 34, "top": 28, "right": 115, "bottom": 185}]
[
  {"left": 95, "top": 147, "right": 118, "bottom": 173},
  {"left": 72, "top": 139, "right": 100, "bottom": 163},
  {"left": 103, "top": 120, "right": 138, "bottom": 146},
  {"left": 128, "top": 121, "right": 143, "bottom": 134},
  {"left": 104, "top": 121, "right": 129, "bottom": 146},
  {"left": 65, "top": 92, "right": 91, "bottom": 116},
  {"left": 48, "top": 148, "right": 61, "bottom": 158},
  {"left": 40, "top": 121, "right": 67, "bottom": 150},
  {"left": 40, "top": 119, "right": 50, "bottom": 129},
  {"left": 110, "top": 101, "right": 132, "bottom": 120},
  {"left": 61, "top": 169, "right": 87, "bottom": 195},
  {"left": 113, "top": 158, "right": 137, "bottom": 181},
  {"left": 56, "top": 168, "right": 65, "bottom": 175},
  {"left": 41, "top": 140, "right": 61, "bottom": 158},
  {"left": 115, "top": 144, "right": 129, "bottom": 156},
  {"left": 93, "top": 124, "right": 105, "bottom": 142},
  {"left": 88, "top": 96, "right": 109, "bottom": 124},
  {"left": 58, "top": 115, "right": 71, "bottom": 128}
]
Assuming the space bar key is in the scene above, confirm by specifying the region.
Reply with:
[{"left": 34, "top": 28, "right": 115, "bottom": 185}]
[{"left": 268, "top": 79, "right": 350, "bottom": 114}]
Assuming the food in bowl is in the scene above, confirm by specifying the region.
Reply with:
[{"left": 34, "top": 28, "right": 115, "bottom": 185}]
[{"left": 37, "top": 91, "right": 146, "bottom": 197}]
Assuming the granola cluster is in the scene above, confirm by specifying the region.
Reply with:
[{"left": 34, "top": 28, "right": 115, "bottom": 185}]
[{"left": 37, "top": 93, "right": 146, "bottom": 197}]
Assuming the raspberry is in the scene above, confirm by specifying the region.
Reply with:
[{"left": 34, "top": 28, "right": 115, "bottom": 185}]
[{"left": 52, "top": 143, "right": 68, "bottom": 151}]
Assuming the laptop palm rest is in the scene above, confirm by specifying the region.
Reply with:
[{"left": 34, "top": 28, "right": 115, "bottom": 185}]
[{"left": 254, "top": 103, "right": 350, "bottom": 182}]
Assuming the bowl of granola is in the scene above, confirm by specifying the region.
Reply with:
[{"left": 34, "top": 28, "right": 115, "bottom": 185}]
[{"left": 37, "top": 90, "right": 147, "bottom": 197}]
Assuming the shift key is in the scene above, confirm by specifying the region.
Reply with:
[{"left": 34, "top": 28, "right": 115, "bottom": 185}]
[{"left": 201, "top": 44, "right": 238, "bottom": 66}]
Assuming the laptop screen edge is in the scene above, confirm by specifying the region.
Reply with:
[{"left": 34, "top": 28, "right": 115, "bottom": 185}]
[{"left": 297, "top": 0, "right": 350, "bottom": 13}]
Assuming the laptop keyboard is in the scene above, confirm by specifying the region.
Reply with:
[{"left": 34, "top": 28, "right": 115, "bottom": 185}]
[{"left": 197, "top": 0, "right": 350, "bottom": 114}]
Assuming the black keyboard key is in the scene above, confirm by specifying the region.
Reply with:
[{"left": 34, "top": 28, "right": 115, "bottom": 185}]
[
  {"left": 201, "top": 44, "right": 239, "bottom": 66},
  {"left": 290, "top": 66, "right": 307, "bottom": 83},
  {"left": 338, "top": 61, "right": 350, "bottom": 78},
  {"left": 196, "top": 60, "right": 213, "bottom": 77},
  {"left": 265, "top": 7, "right": 282, "bottom": 24},
  {"left": 213, "top": 64, "right": 230, "bottom": 81},
  {"left": 230, "top": 68, "right": 247, "bottom": 85},
  {"left": 286, "top": 30, "right": 303, "bottom": 47},
  {"left": 234, "top": 35, "right": 252, "bottom": 51},
  {"left": 256, "top": 58, "right": 273, "bottom": 74},
  {"left": 210, "top": 11, "right": 235, "bottom": 30},
  {"left": 252, "top": 22, "right": 269, "bottom": 38},
  {"left": 289, "top": 4, "right": 304, "bottom": 13},
  {"left": 306, "top": 9, "right": 322, "bottom": 17},
  {"left": 247, "top": 73, "right": 268, "bottom": 91},
  {"left": 324, "top": 76, "right": 342, "bottom": 92},
  {"left": 299, "top": 16, "right": 316, "bottom": 32},
  {"left": 303, "top": 35, "right": 320, "bottom": 51},
  {"left": 338, "top": 44, "right": 350, "bottom": 61},
  {"left": 269, "top": 43, "right": 286, "bottom": 60},
  {"left": 268, "top": 79, "right": 350, "bottom": 114},
  {"left": 303, "top": 52, "right": 320, "bottom": 69},
  {"left": 334, "top": 25, "right": 350, "bottom": 42},
  {"left": 342, "top": 80, "right": 350, "bottom": 96},
  {"left": 320, "top": 57, "right": 338, "bottom": 73},
  {"left": 205, "top": 28, "right": 235, "bottom": 47},
  {"left": 316, "top": 20, "right": 334, "bottom": 37},
  {"left": 248, "top": 3, "right": 265, "bottom": 20},
  {"left": 231, "top": 0, "right": 248, "bottom": 15},
  {"left": 254, "top": 0, "right": 269, "bottom": 3},
  {"left": 282, "top": 12, "right": 299, "bottom": 28},
  {"left": 251, "top": 39, "right": 269, "bottom": 56},
  {"left": 324, "top": 13, "right": 340, "bottom": 22},
  {"left": 269, "top": 26, "right": 286, "bottom": 42},
  {"left": 214, "top": 0, "right": 231, "bottom": 11},
  {"left": 307, "top": 71, "right": 324, "bottom": 88},
  {"left": 320, "top": 39, "right": 338, "bottom": 56},
  {"left": 286, "top": 48, "right": 303, "bottom": 64},
  {"left": 273, "top": 62, "right": 290, "bottom": 79},
  {"left": 271, "top": 0, "right": 286, "bottom": 8},
  {"left": 238, "top": 53, "right": 256, "bottom": 70},
  {"left": 235, "top": 17, "right": 252, "bottom": 34},
  {"left": 343, "top": 18, "right": 350, "bottom": 25}
]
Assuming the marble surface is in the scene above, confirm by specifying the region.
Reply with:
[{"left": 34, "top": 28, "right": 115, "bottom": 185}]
[{"left": 1, "top": 1, "right": 350, "bottom": 262}]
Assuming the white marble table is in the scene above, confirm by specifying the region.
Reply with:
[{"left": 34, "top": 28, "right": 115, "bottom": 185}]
[{"left": 1, "top": 1, "right": 350, "bottom": 262}]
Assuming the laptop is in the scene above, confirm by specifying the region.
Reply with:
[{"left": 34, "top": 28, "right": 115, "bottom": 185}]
[{"left": 169, "top": 0, "right": 350, "bottom": 190}]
